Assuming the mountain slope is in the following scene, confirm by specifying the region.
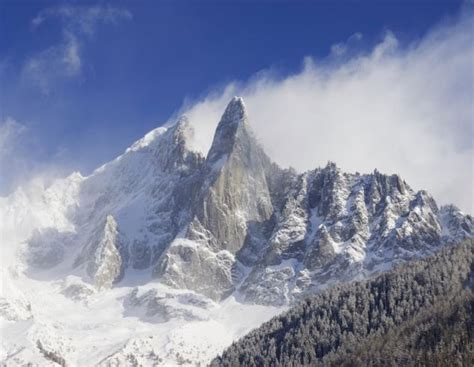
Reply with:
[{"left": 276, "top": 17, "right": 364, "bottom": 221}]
[
  {"left": 1, "top": 97, "right": 471, "bottom": 303},
  {"left": 211, "top": 238, "right": 474, "bottom": 367},
  {"left": 0, "top": 97, "right": 472, "bottom": 365}
]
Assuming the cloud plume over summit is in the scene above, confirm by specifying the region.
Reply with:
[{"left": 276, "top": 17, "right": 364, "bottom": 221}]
[{"left": 177, "top": 11, "right": 473, "bottom": 213}]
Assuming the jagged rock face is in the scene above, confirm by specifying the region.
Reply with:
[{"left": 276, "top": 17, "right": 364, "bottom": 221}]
[
  {"left": 439, "top": 204, "right": 473, "bottom": 243},
  {"left": 155, "top": 116, "right": 204, "bottom": 173},
  {"left": 10, "top": 97, "right": 473, "bottom": 304},
  {"left": 72, "top": 120, "right": 203, "bottom": 271},
  {"left": 84, "top": 215, "right": 126, "bottom": 289},
  {"left": 188, "top": 97, "right": 273, "bottom": 255},
  {"left": 154, "top": 239, "right": 236, "bottom": 301},
  {"left": 162, "top": 98, "right": 275, "bottom": 299},
  {"left": 240, "top": 164, "right": 470, "bottom": 304}
]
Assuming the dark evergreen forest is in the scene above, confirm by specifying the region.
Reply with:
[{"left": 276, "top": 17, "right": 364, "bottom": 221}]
[{"left": 211, "top": 239, "right": 474, "bottom": 367}]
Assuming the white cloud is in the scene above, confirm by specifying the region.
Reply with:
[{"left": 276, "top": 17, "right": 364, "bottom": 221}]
[
  {"left": 0, "top": 117, "right": 28, "bottom": 192},
  {"left": 62, "top": 34, "right": 81, "bottom": 75},
  {"left": 330, "top": 32, "right": 363, "bottom": 57},
  {"left": 24, "top": 5, "right": 131, "bottom": 94},
  {"left": 32, "top": 5, "right": 132, "bottom": 36},
  {"left": 23, "top": 33, "right": 81, "bottom": 94},
  {"left": 0, "top": 117, "right": 70, "bottom": 196},
  {"left": 174, "top": 12, "right": 474, "bottom": 213},
  {"left": 0, "top": 117, "right": 26, "bottom": 155}
]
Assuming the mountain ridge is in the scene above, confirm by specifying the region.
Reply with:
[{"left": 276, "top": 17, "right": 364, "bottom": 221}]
[
  {"left": 1, "top": 97, "right": 472, "bottom": 303},
  {"left": 1, "top": 96, "right": 472, "bottom": 366}
]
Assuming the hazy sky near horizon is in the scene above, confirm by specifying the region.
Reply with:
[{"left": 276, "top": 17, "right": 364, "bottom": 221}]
[{"left": 0, "top": 0, "right": 472, "bottom": 212}]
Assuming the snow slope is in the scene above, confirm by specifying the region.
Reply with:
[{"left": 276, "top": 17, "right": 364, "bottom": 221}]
[{"left": 1, "top": 271, "right": 284, "bottom": 366}]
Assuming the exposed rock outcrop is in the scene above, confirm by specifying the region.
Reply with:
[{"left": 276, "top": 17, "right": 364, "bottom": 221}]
[{"left": 86, "top": 215, "right": 126, "bottom": 290}]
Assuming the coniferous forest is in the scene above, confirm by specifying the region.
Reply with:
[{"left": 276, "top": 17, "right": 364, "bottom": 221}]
[{"left": 211, "top": 239, "right": 474, "bottom": 367}]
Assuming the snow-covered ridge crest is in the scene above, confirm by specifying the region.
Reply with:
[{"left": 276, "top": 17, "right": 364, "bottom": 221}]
[{"left": 126, "top": 126, "right": 168, "bottom": 153}]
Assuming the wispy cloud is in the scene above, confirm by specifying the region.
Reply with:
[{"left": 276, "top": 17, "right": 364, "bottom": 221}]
[
  {"left": 23, "top": 5, "right": 131, "bottom": 94},
  {"left": 0, "top": 117, "right": 26, "bottom": 156},
  {"left": 23, "top": 33, "right": 81, "bottom": 94},
  {"left": 330, "top": 32, "right": 363, "bottom": 57},
  {"left": 0, "top": 117, "right": 28, "bottom": 191},
  {"left": 176, "top": 11, "right": 474, "bottom": 213},
  {"left": 0, "top": 117, "right": 71, "bottom": 195},
  {"left": 31, "top": 5, "right": 132, "bottom": 36}
]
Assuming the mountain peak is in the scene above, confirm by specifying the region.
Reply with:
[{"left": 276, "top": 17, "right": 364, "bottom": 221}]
[
  {"left": 170, "top": 115, "right": 193, "bottom": 145},
  {"left": 220, "top": 96, "right": 247, "bottom": 127},
  {"left": 206, "top": 97, "right": 252, "bottom": 163},
  {"left": 174, "top": 114, "right": 190, "bottom": 129}
]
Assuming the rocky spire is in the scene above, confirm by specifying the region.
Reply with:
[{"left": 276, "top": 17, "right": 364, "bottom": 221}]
[
  {"left": 206, "top": 96, "right": 252, "bottom": 164},
  {"left": 87, "top": 215, "right": 126, "bottom": 290},
  {"left": 219, "top": 96, "right": 247, "bottom": 126},
  {"left": 189, "top": 97, "right": 274, "bottom": 256},
  {"left": 157, "top": 115, "right": 204, "bottom": 172}
]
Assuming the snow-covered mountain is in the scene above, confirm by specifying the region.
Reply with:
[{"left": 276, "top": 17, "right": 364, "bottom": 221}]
[{"left": 1, "top": 97, "right": 472, "bottom": 365}]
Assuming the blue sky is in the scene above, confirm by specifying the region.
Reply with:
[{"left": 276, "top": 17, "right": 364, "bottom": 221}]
[{"left": 0, "top": 1, "right": 472, "bottom": 211}]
